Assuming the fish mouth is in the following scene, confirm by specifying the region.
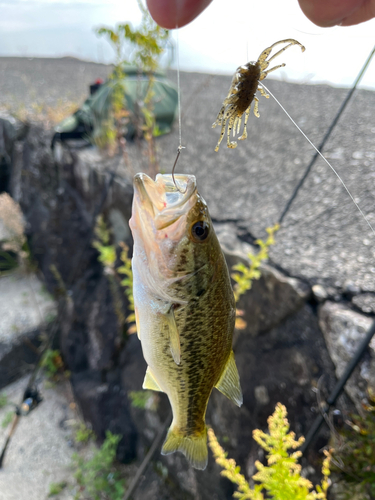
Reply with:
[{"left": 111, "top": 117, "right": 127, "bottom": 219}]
[{"left": 133, "top": 173, "right": 197, "bottom": 229}]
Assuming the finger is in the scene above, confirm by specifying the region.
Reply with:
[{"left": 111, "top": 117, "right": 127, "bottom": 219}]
[
  {"left": 340, "top": 0, "right": 375, "bottom": 25},
  {"left": 146, "top": 0, "right": 213, "bottom": 29},
  {"left": 297, "top": 0, "right": 369, "bottom": 27}
]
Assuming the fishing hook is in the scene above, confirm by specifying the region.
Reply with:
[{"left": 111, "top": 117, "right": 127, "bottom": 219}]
[{"left": 171, "top": 145, "right": 186, "bottom": 193}]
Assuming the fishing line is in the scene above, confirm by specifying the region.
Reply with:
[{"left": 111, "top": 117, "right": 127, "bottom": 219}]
[
  {"left": 171, "top": 25, "right": 186, "bottom": 193},
  {"left": 278, "top": 43, "right": 375, "bottom": 224},
  {"left": 176, "top": 25, "right": 182, "bottom": 150},
  {"left": 259, "top": 80, "right": 375, "bottom": 237}
]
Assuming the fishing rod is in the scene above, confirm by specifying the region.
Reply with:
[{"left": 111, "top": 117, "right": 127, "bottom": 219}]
[
  {"left": 123, "top": 414, "right": 171, "bottom": 500},
  {"left": 270, "top": 44, "right": 375, "bottom": 455},
  {"left": 0, "top": 385, "right": 43, "bottom": 467},
  {"left": 301, "top": 319, "right": 375, "bottom": 455},
  {"left": 278, "top": 44, "right": 375, "bottom": 224}
]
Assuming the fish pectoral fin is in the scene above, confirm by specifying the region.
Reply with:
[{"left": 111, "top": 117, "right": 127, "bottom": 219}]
[
  {"left": 135, "top": 306, "right": 140, "bottom": 340},
  {"left": 215, "top": 351, "right": 243, "bottom": 407},
  {"left": 165, "top": 306, "right": 181, "bottom": 365},
  {"left": 142, "top": 367, "right": 163, "bottom": 392}
]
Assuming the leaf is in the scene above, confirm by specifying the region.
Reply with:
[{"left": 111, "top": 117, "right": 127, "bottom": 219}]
[
  {"left": 127, "top": 324, "right": 138, "bottom": 335},
  {"left": 235, "top": 317, "right": 247, "bottom": 330}
]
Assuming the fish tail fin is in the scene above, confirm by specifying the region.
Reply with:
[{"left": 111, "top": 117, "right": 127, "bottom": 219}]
[{"left": 161, "top": 425, "right": 208, "bottom": 470}]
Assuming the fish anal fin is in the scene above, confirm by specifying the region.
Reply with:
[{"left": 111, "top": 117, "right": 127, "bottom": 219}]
[
  {"left": 215, "top": 351, "right": 243, "bottom": 407},
  {"left": 165, "top": 306, "right": 181, "bottom": 365},
  {"left": 142, "top": 367, "right": 163, "bottom": 392},
  {"left": 161, "top": 426, "right": 208, "bottom": 470}
]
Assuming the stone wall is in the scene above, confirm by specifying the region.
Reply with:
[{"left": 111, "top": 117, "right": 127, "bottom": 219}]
[{"left": 3, "top": 118, "right": 375, "bottom": 498}]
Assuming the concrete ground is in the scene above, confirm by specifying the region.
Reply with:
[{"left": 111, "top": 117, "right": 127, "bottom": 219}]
[
  {"left": 0, "top": 57, "right": 111, "bottom": 110},
  {"left": 1, "top": 56, "right": 371, "bottom": 293},
  {"left": 0, "top": 376, "right": 77, "bottom": 500}
]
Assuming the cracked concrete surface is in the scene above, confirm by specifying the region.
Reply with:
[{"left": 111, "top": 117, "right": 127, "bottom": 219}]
[{"left": 0, "top": 376, "right": 77, "bottom": 500}]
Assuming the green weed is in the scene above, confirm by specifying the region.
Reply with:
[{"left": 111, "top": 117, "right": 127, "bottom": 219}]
[
  {"left": 0, "top": 393, "right": 8, "bottom": 409},
  {"left": 117, "top": 242, "right": 137, "bottom": 335},
  {"left": 231, "top": 224, "right": 279, "bottom": 331},
  {"left": 1, "top": 411, "right": 13, "bottom": 429},
  {"left": 232, "top": 224, "right": 279, "bottom": 304},
  {"left": 41, "top": 349, "right": 65, "bottom": 379},
  {"left": 95, "top": 0, "right": 169, "bottom": 171},
  {"left": 48, "top": 482, "right": 67, "bottom": 497},
  {"left": 92, "top": 216, "right": 136, "bottom": 335},
  {"left": 73, "top": 431, "right": 125, "bottom": 500},
  {"left": 208, "top": 403, "right": 331, "bottom": 500},
  {"left": 75, "top": 423, "right": 95, "bottom": 444},
  {"left": 92, "top": 216, "right": 116, "bottom": 269},
  {"left": 332, "top": 391, "right": 375, "bottom": 498},
  {"left": 92, "top": 216, "right": 128, "bottom": 331},
  {"left": 129, "top": 390, "right": 158, "bottom": 411}
]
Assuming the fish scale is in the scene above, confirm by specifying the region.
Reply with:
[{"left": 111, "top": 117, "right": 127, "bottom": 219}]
[{"left": 130, "top": 172, "right": 242, "bottom": 469}]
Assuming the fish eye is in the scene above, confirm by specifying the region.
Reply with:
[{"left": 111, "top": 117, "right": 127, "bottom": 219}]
[{"left": 191, "top": 221, "right": 209, "bottom": 242}]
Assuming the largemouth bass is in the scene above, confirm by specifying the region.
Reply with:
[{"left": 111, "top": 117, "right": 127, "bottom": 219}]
[{"left": 129, "top": 173, "right": 242, "bottom": 470}]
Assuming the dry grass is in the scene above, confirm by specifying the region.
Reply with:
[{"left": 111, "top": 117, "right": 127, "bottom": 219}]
[
  {"left": 0, "top": 99, "right": 79, "bottom": 128},
  {"left": 0, "top": 193, "right": 27, "bottom": 271},
  {"left": 0, "top": 192, "right": 25, "bottom": 245}
]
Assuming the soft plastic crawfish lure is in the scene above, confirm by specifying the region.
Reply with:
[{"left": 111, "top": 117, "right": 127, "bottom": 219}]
[{"left": 212, "top": 39, "right": 305, "bottom": 152}]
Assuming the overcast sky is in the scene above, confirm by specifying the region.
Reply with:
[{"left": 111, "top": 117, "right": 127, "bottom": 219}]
[{"left": 0, "top": 0, "right": 375, "bottom": 89}]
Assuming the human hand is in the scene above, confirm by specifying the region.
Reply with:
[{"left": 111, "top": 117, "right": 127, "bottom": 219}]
[
  {"left": 297, "top": 0, "right": 375, "bottom": 27},
  {"left": 146, "top": 0, "right": 375, "bottom": 28},
  {"left": 146, "top": 0, "right": 213, "bottom": 29}
]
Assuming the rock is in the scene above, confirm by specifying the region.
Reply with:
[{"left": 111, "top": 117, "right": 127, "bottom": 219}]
[
  {"left": 254, "top": 385, "right": 270, "bottom": 405},
  {"left": 0, "top": 272, "right": 56, "bottom": 389},
  {"left": 312, "top": 284, "right": 328, "bottom": 302},
  {"left": 216, "top": 222, "right": 311, "bottom": 336},
  {"left": 0, "top": 193, "right": 25, "bottom": 271},
  {"left": 7, "top": 123, "right": 356, "bottom": 498},
  {"left": 0, "top": 116, "right": 28, "bottom": 194},
  {"left": 352, "top": 293, "right": 375, "bottom": 314},
  {"left": 108, "top": 208, "right": 131, "bottom": 245},
  {"left": 329, "top": 480, "right": 371, "bottom": 500},
  {"left": 206, "top": 304, "right": 345, "bottom": 484},
  {"left": 0, "top": 118, "right": 16, "bottom": 193},
  {"left": 343, "top": 281, "right": 361, "bottom": 298},
  {"left": 11, "top": 125, "right": 139, "bottom": 462},
  {"left": 71, "top": 373, "right": 138, "bottom": 463},
  {"left": 319, "top": 301, "right": 375, "bottom": 410}
]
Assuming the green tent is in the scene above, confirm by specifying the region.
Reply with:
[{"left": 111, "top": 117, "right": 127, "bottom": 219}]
[{"left": 52, "top": 66, "right": 178, "bottom": 146}]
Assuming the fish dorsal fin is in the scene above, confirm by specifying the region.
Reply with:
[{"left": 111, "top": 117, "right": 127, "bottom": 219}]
[
  {"left": 142, "top": 366, "right": 163, "bottom": 392},
  {"left": 165, "top": 305, "right": 181, "bottom": 365},
  {"left": 215, "top": 351, "right": 243, "bottom": 407}
]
